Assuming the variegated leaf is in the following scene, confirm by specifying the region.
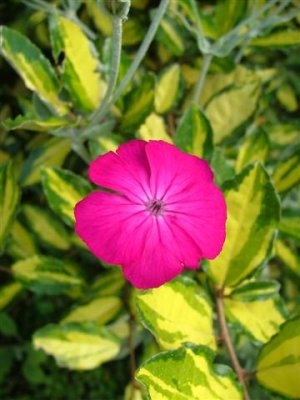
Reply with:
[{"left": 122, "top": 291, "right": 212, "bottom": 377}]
[
  {"left": 155, "top": 64, "right": 182, "bottom": 114},
  {"left": 235, "top": 129, "right": 270, "bottom": 172},
  {"left": 49, "top": 15, "right": 102, "bottom": 112},
  {"left": 33, "top": 322, "right": 121, "bottom": 370},
  {"left": 257, "top": 317, "right": 300, "bottom": 399},
  {"left": 208, "top": 163, "right": 280, "bottom": 287},
  {"left": 23, "top": 205, "right": 70, "bottom": 250},
  {"left": 224, "top": 297, "right": 285, "bottom": 343},
  {"left": 61, "top": 296, "right": 122, "bottom": 325},
  {"left": 137, "top": 277, "right": 215, "bottom": 350},
  {"left": 0, "top": 161, "right": 20, "bottom": 252},
  {"left": 20, "top": 137, "right": 71, "bottom": 187},
  {"left": 0, "top": 26, "right": 68, "bottom": 115},
  {"left": 175, "top": 105, "right": 213, "bottom": 160},
  {"left": 137, "top": 344, "right": 243, "bottom": 399},
  {"left": 12, "top": 255, "right": 84, "bottom": 295},
  {"left": 41, "top": 167, "right": 92, "bottom": 226}
]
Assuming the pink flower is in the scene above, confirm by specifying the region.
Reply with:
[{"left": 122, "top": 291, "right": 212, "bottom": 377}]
[{"left": 74, "top": 140, "right": 226, "bottom": 289}]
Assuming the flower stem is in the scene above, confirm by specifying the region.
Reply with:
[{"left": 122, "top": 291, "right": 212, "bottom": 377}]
[
  {"left": 215, "top": 288, "right": 251, "bottom": 400},
  {"left": 90, "top": 15, "right": 123, "bottom": 124},
  {"left": 192, "top": 53, "right": 212, "bottom": 105},
  {"left": 95, "top": 0, "right": 169, "bottom": 123}
]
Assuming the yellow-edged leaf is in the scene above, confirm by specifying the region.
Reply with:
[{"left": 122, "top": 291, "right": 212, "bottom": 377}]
[
  {"left": 33, "top": 322, "right": 121, "bottom": 370},
  {"left": 137, "top": 344, "right": 243, "bottom": 400},
  {"left": 21, "top": 137, "right": 71, "bottom": 187},
  {"left": 49, "top": 16, "right": 102, "bottom": 112},
  {"left": 257, "top": 317, "right": 300, "bottom": 399},
  {"left": 155, "top": 64, "right": 181, "bottom": 114},
  {"left": 208, "top": 163, "right": 280, "bottom": 287},
  {"left": 137, "top": 277, "right": 216, "bottom": 350},
  {"left": 138, "top": 113, "right": 172, "bottom": 143},
  {"left": 61, "top": 296, "right": 122, "bottom": 325},
  {"left": 0, "top": 282, "right": 22, "bottom": 310},
  {"left": 23, "top": 204, "right": 70, "bottom": 250},
  {"left": 0, "top": 161, "right": 20, "bottom": 252},
  {"left": 0, "top": 26, "right": 68, "bottom": 115},
  {"left": 41, "top": 167, "right": 91, "bottom": 226},
  {"left": 224, "top": 297, "right": 285, "bottom": 343}
]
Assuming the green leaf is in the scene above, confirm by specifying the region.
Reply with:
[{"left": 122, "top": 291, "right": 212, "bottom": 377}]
[
  {"left": 121, "top": 74, "right": 155, "bottom": 131},
  {"left": 156, "top": 16, "right": 185, "bottom": 56},
  {"left": 0, "top": 311, "right": 18, "bottom": 337},
  {"left": 224, "top": 297, "right": 285, "bottom": 343},
  {"left": 137, "top": 277, "right": 216, "bottom": 350},
  {"left": 0, "top": 282, "right": 22, "bottom": 310},
  {"left": 89, "top": 134, "right": 123, "bottom": 159},
  {"left": 138, "top": 113, "right": 172, "bottom": 143},
  {"left": 41, "top": 167, "right": 92, "bottom": 226},
  {"left": 208, "top": 163, "right": 280, "bottom": 287},
  {"left": 257, "top": 317, "right": 300, "bottom": 399},
  {"left": 235, "top": 129, "right": 270, "bottom": 172},
  {"left": 0, "top": 26, "right": 68, "bottom": 115},
  {"left": 279, "top": 210, "right": 300, "bottom": 243},
  {"left": 33, "top": 322, "right": 121, "bottom": 370},
  {"left": 276, "top": 84, "right": 298, "bottom": 112},
  {"left": 6, "top": 220, "right": 38, "bottom": 259},
  {"left": 211, "top": 148, "right": 235, "bottom": 186},
  {"left": 268, "top": 123, "right": 300, "bottom": 147},
  {"left": 155, "top": 64, "right": 182, "bottom": 114},
  {"left": 231, "top": 280, "right": 280, "bottom": 302},
  {"left": 49, "top": 15, "right": 102, "bottom": 112},
  {"left": 276, "top": 239, "right": 300, "bottom": 277},
  {"left": 90, "top": 269, "right": 125, "bottom": 297},
  {"left": 12, "top": 255, "right": 84, "bottom": 295},
  {"left": 272, "top": 150, "right": 300, "bottom": 194},
  {"left": 251, "top": 29, "right": 300, "bottom": 47},
  {"left": 86, "top": 1, "right": 112, "bottom": 36},
  {"left": 215, "top": 0, "right": 248, "bottom": 37},
  {"left": 3, "top": 114, "right": 68, "bottom": 132},
  {"left": 61, "top": 296, "right": 122, "bottom": 325},
  {"left": 20, "top": 137, "right": 71, "bottom": 187},
  {"left": 137, "top": 344, "right": 243, "bottom": 400},
  {"left": 175, "top": 105, "right": 213, "bottom": 160},
  {"left": 205, "top": 81, "right": 261, "bottom": 143},
  {"left": 122, "top": 18, "right": 145, "bottom": 46},
  {"left": 23, "top": 204, "right": 70, "bottom": 250},
  {"left": 0, "top": 161, "right": 20, "bottom": 252}
]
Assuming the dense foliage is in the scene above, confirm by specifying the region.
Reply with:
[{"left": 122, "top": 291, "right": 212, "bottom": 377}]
[{"left": 0, "top": 0, "right": 300, "bottom": 399}]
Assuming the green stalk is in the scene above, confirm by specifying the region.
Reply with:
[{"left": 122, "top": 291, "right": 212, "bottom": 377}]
[
  {"left": 92, "top": 0, "right": 170, "bottom": 124},
  {"left": 90, "top": 15, "right": 123, "bottom": 124}
]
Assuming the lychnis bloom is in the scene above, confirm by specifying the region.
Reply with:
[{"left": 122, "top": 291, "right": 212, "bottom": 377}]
[{"left": 75, "top": 140, "right": 226, "bottom": 289}]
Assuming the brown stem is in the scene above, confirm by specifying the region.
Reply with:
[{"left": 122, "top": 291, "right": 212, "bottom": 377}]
[
  {"left": 215, "top": 288, "right": 251, "bottom": 400},
  {"left": 0, "top": 266, "right": 12, "bottom": 275}
]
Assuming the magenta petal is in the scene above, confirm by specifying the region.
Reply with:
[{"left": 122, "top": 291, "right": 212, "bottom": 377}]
[
  {"left": 122, "top": 218, "right": 185, "bottom": 289},
  {"left": 74, "top": 191, "right": 147, "bottom": 264},
  {"left": 88, "top": 140, "right": 151, "bottom": 202},
  {"left": 145, "top": 140, "right": 213, "bottom": 200},
  {"left": 168, "top": 184, "right": 227, "bottom": 259},
  {"left": 75, "top": 139, "right": 227, "bottom": 289}
]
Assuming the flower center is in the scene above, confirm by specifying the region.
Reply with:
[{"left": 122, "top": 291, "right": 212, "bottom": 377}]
[{"left": 147, "top": 199, "right": 164, "bottom": 217}]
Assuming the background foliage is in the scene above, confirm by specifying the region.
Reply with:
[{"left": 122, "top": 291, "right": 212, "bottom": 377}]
[{"left": 0, "top": 0, "right": 300, "bottom": 399}]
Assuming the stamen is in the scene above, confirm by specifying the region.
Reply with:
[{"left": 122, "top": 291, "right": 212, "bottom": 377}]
[{"left": 147, "top": 199, "right": 164, "bottom": 217}]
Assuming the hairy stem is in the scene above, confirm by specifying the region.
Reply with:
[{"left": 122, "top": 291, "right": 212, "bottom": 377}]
[
  {"left": 90, "top": 15, "right": 123, "bottom": 124},
  {"left": 96, "top": 0, "right": 169, "bottom": 122},
  {"left": 215, "top": 289, "right": 251, "bottom": 400},
  {"left": 192, "top": 53, "right": 212, "bottom": 104}
]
